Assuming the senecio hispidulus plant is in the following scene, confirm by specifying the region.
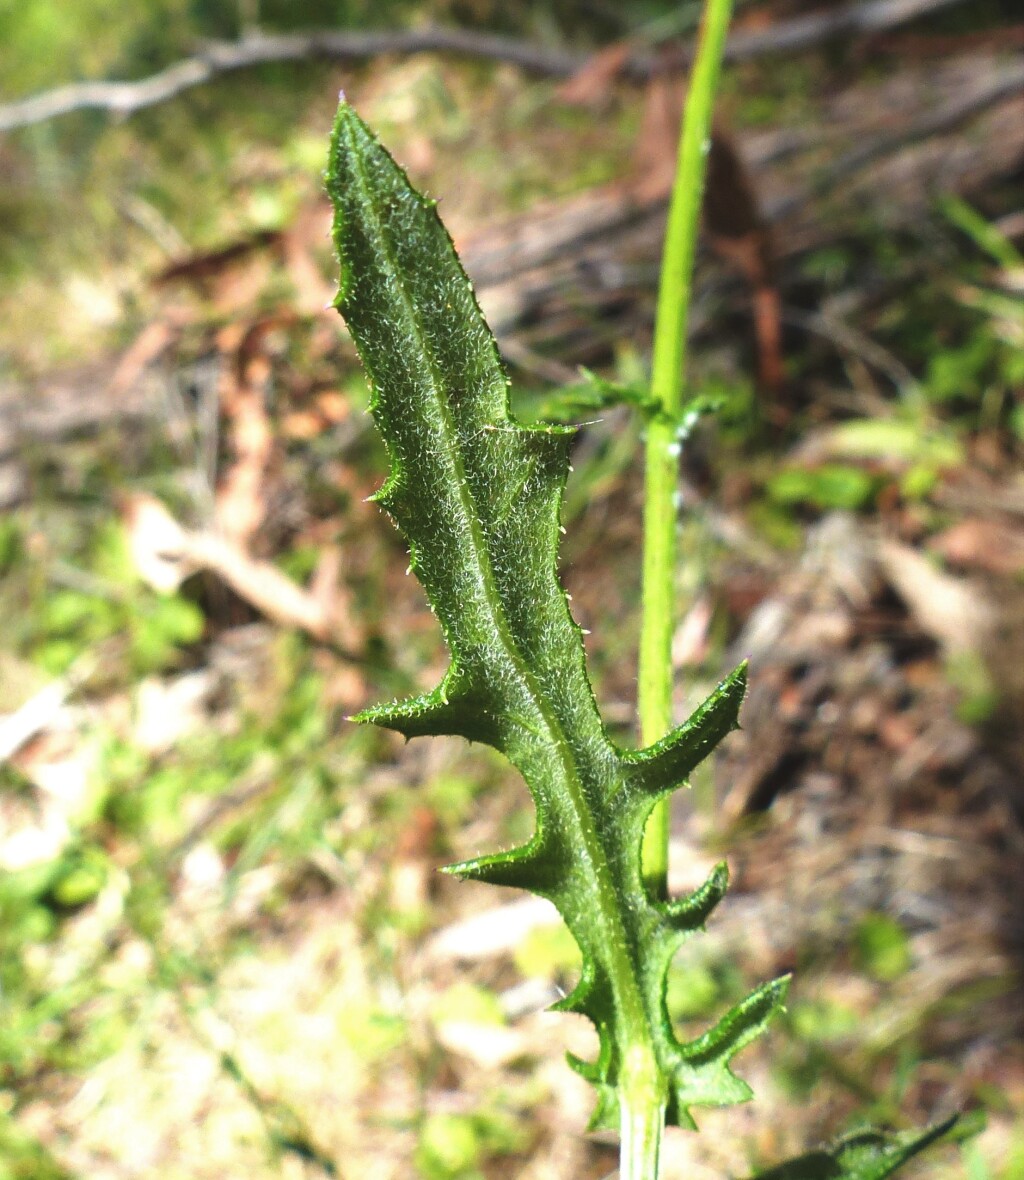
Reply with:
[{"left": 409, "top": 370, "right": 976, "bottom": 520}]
[{"left": 324, "top": 3, "right": 965, "bottom": 1176}]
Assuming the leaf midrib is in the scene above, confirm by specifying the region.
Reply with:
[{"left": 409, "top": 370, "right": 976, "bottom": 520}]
[{"left": 342, "top": 112, "right": 653, "bottom": 1056}]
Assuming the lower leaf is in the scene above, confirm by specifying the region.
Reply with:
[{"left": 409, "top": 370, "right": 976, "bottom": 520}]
[{"left": 748, "top": 1115, "right": 967, "bottom": 1180}]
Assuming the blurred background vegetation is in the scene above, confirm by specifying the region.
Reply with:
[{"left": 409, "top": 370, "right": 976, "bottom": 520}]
[{"left": 1, "top": 1, "right": 1022, "bottom": 1177}]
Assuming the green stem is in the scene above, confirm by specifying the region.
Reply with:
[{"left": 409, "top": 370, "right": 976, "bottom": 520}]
[
  {"left": 639, "top": 0, "right": 733, "bottom": 903},
  {"left": 620, "top": 1044, "right": 667, "bottom": 1180}
]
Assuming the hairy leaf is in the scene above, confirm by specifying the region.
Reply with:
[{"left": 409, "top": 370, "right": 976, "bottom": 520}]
[
  {"left": 748, "top": 1116, "right": 962, "bottom": 1179},
  {"left": 326, "top": 97, "right": 786, "bottom": 1130}
]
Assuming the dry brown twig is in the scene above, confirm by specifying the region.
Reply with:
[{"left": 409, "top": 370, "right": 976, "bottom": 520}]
[
  {"left": 123, "top": 492, "right": 359, "bottom": 651},
  {"left": 0, "top": 659, "right": 93, "bottom": 764},
  {"left": 0, "top": 0, "right": 974, "bottom": 132}
]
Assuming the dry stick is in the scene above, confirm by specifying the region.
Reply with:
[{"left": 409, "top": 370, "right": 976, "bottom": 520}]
[
  {"left": 819, "top": 58, "right": 1024, "bottom": 190},
  {"left": 0, "top": 659, "right": 93, "bottom": 764},
  {"left": 763, "top": 57, "right": 1024, "bottom": 226},
  {"left": 470, "top": 68, "right": 1023, "bottom": 354},
  {"left": 1, "top": 70, "right": 1015, "bottom": 461},
  {"left": 1, "top": 54, "right": 1014, "bottom": 483},
  {"left": 0, "top": 0, "right": 973, "bottom": 132},
  {"left": 717, "top": 0, "right": 968, "bottom": 61},
  {"left": 0, "top": 30, "right": 575, "bottom": 132},
  {"left": 124, "top": 493, "right": 359, "bottom": 651}
]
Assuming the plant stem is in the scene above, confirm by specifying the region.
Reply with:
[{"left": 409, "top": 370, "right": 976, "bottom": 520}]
[
  {"left": 639, "top": 0, "right": 733, "bottom": 903},
  {"left": 620, "top": 1043, "right": 667, "bottom": 1180}
]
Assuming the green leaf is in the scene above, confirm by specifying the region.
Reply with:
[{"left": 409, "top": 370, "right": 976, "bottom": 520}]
[
  {"left": 853, "top": 913, "right": 912, "bottom": 982},
  {"left": 326, "top": 99, "right": 784, "bottom": 1130},
  {"left": 940, "top": 194, "right": 1024, "bottom": 270},
  {"left": 527, "top": 368, "right": 660, "bottom": 424},
  {"left": 0, "top": 1110, "right": 74, "bottom": 1180},
  {"left": 749, "top": 1117, "right": 962, "bottom": 1180},
  {"left": 768, "top": 465, "right": 877, "bottom": 511},
  {"left": 822, "top": 419, "right": 963, "bottom": 467}
]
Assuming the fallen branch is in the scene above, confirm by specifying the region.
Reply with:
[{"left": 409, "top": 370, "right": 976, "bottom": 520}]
[
  {"left": 0, "top": 0, "right": 972, "bottom": 132},
  {"left": 0, "top": 657, "right": 95, "bottom": 764},
  {"left": 124, "top": 493, "right": 359, "bottom": 651},
  {"left": 721, "top": 0, "right": 969, "bottom": 61},
  {"left": 878, "top": 538, "right": 997, "bottom": 654},
  {"left": 1, "top": 50, "right": 1016, "bottom": 457},
  {"left": 0, "top": 29, "right": 576, "bottom": 133},
  {"left": 463, "top": 60, "right": 1024, "bottom": 351},
  {"left": 817, "top": 58, "right": 1024, "bottom": 196}
]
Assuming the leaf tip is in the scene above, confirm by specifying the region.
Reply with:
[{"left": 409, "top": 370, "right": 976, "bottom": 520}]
[{"left": 661, "top": 860, "right": 730, "bottom": 933}]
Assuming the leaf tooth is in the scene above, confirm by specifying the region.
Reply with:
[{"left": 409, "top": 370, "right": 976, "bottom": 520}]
[
  {"left": 369, "top": 473, "right": 401, "bottom": 514},
  {"left": 662, "top": 1087, "right": 702, "bottom": 1131},
  {"left": 678, "top": 975, "right": 789, "bottom": 1068},
  {"left": 548, "top": 949, "right": 598, "bottom": 1016},
  {"left": 660, "top": 862, "right": 729, "bottom": 935},
  {"left": 353, "top": 692, "right": 447, "bottom": 734},
  {"left": 552, "top": 958, "right": 627, "bottom": 1133},
  {"left": 565, "top": 1027, "right": 610, "bottom": 1082},
  {"left": 567, "top": 1067, "right": 618, "bottom": 1132},
  {"left": 663, "top": 976, "right": 789, "bottom": 1125},
  {"left": 355, "top": 698, "right": 488, "bottom": 743},
  {"left": 352, "top": 666, "right": 501, "bottom": 744},
  {"left": 585, "top": 1090, "right": 619, "bottom": 1133},
  {"left": 619, "top": 664, "right": 747, "bottom": 797},
  {"left": 565, "top": 1021, "right": 619, "bottom": 1131},
  {"left": 443, "top": 842, "right": 561, "bottom": 895},
  {"left": 667, "top": 1068, "right": 753, "bottom": 1130}
]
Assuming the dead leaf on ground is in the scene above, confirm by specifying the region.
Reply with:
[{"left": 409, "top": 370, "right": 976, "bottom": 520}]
[
  {"left": 123, "top": 493, "right": 359, "bottom": 649},
  {"left": 108, "top": 319, "right": 178, "bottom": 396},
  {"left": 280, "top": 200, "right": 336, "bottom": 316},
  {"left": 704, "top": 124, "right": 782, "bottom": 399},
  {"left": 632, "top": 70, "right": 683, "bottom": 198},
  {"left": 214, "top": 324, "right": 277, "bottom": 548},
  {"left": 556, "top": 41, "right": 632, "bottom": 108},
  {"left": 153, "top": 229, "right": 282, "bottom": 289},
  {"left": 932, "top": 516, "right": 1024, "bottom": 576},
  {"left": 878, "top": 538, "right": 997, "bottom": 653}
]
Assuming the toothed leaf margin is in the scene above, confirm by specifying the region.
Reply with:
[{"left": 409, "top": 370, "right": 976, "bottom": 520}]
[{"left": 328, "top": 97, "right": 784, "bottom": 1132}]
